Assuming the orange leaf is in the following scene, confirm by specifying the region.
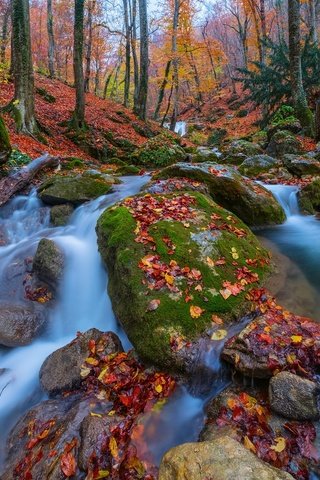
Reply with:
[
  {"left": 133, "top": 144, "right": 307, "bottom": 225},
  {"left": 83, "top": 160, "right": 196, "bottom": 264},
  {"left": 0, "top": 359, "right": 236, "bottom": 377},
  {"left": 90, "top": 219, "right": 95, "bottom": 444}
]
[
  {"left": 190, "top": 305, "right": 204, "bottom": 318},
  {"left": 60, "top": 452, "right": 76, "bottom": 477}
]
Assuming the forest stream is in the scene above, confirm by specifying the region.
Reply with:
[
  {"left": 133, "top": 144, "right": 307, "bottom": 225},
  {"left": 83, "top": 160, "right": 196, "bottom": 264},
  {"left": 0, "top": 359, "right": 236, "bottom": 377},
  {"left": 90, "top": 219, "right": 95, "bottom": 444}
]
[{"left": 0, "top": 177, "right": 319, "bottom": 475}]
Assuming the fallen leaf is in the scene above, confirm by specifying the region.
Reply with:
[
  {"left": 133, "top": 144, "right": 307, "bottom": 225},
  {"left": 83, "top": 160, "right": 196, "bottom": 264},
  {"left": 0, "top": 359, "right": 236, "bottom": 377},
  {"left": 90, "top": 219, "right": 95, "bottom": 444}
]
[
  {"left": 190, "top": 305, "right": 204, "bottom": 318},
  {"left": 60, "top": 452, "right": 76, "bottom": 477},
  {"left": 147, "top": 299, "right": 161, "bottom": 311},
  {"left": 271, "top": 437, "right": 286, "bottom": 453},
  {"left": 211, "top": 329, "right": 227, "bottom": 341}
]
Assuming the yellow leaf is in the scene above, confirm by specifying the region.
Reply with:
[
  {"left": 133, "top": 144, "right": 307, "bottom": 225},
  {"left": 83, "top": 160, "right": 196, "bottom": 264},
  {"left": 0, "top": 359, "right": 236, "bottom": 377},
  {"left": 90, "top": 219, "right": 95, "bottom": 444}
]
[
  {"left": 271, "top": 437, "right": 286, "bottom": 453},
  {"left": 231, "top": 247, "right": 239, "bottom": 260},
  {"left": 80, "top": 366, "right": 91, "bottom": 378},
  {"left": 244, "top": 435, "right": 257, "bottom": 453},
  {"left": 190, "top": 305, "right": 204, "bottom": 318},
  {"left": 291, "top": 335, "right": 302, "bottom": 344},
  {"left": 155, "top": 384, "right": 163, "bottom": 393},
  {"left": 90, "top": 412, "right": 102, "bottom": 418},
  {"left": 211, "top": 329, "right": 227, "bottom": 341},
  {"left": 206, "top": 256, "right": 215, "bottom": 267},
  {"left": 109, "top": 436, "right": 118, "bottom": 459},
  {"left": 85, "top": 357, "right": 99, "bottom": 366},
  {"left": 287, "top": 353, "right": 297, "bottom": 364},
  {"left": 96, "top": 470, "right": 110, "bottom": 479},
  {"left": 220, "top": 288, "right": 231, "bottom": 300},
  {"left": 165, "top": 273, "right": 174, "bottom": 285}
]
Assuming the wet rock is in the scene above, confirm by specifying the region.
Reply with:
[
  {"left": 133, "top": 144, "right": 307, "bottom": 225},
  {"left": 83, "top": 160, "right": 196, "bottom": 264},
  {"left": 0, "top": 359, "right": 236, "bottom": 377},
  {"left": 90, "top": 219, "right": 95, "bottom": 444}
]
[
  {"left": 158, "top": 435, "right": 294, "bottom": 480},
  {"left": 97, "top": 190, "right": 271, "bottom": 372},
  {"left": 298, "top": 178, "right": 320, "bottom": 214},
  {"left": 239, "top": 154, "right": 280, "bottom": 177},
  {"left": 78, "top": 413, "right": 122, "bottom": 470},
  {"left": 33, "top": 238, "right": 64, "bottom": 290},
  {"left": 129, "top": 132, "right": 187, "bottom": 168},
  {"left": 0, "top": 303, "right": 47, "bottom": 347},
  {"left": 266, "top": 130, "right": 303, "bottom": 157},
  {"left": 283, "top": 154, "right": 320, "bottom": 177},
  {"left": 2, "top": 394, "right": 105, "bottom": 480},
  {"left": 40, "top": 328, "right": 123, "bottom": 396},
  {"left": 156, "top": 162, "right": 285, "bottom": 226},
  {"left": 193, "top": 146, "right": 220, "bottom": 163},
  {"left": 38, "top": 175, "right": 113, "bottom": 206},
  {"left": 50, "top": 203, "right": 74, "bottom": 226},
  {"left": 269, "top": 372, "right": 320, "bottom": 420}
]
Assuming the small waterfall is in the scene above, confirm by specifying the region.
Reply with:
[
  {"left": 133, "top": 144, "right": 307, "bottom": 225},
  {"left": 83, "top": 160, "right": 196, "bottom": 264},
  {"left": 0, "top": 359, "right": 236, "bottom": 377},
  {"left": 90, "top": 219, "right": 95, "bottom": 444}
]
[
  {"left": 263, "top": 184, "right": 300, "bottom": 218},
  {"left": 164, "top": 121, "right": 187, "bottom": 137}
]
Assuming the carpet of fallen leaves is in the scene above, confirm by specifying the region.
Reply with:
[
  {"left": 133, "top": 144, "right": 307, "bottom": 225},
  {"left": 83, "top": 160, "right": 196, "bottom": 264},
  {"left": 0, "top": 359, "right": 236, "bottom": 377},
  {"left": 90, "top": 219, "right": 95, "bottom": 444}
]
[
  {"left": 228, "top": 288, "right": 320, "bottom": 379},
  {"left": 215, "top": 390, "right": 318, "bottom": 479},
  {"left": 14, "top": 333, "right": 176, "bottom": 480},
  {"left": 0, "top": 75, "right": 159, "bottom": 160}
]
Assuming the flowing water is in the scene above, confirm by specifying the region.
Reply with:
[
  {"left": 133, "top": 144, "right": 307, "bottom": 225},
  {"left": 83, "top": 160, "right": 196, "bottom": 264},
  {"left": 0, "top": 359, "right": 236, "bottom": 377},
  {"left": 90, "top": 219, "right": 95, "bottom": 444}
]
[{"left": 0, "top": 178, "right": 319, "bottom": 473}]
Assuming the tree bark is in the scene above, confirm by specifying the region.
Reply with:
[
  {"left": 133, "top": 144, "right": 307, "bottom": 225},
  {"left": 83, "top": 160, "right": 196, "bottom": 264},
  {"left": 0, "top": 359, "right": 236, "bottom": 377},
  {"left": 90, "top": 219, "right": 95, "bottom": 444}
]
[
  {"left": 153, "top": 59, "right": 171, "bottom": 120},
  {"left": 135, "top": 0, "right": 148, "bottom": 120},
  {"left": 12, "top": 0, "right": 37, "bottom": 134},
  {"left": 84, "top": 0, "right": 95, "bottom": 93},
  {"left": 0, "top": 153, "right": 59, "bottom": 206},
  {"left": 123, "top": 0, "right": 130, "bottom": 107},
  {"left": 0, "top": 1, "right": 10, "bottom": 64},
  {"left": 288, "top": 0, "right": 314, "bottom": 132},
  {"left": 309, "top": 0, "right": 318, "bottom": 43},
  {"left": 73, "top": 0, "right": 85, "bottom": 129},
  {"left": 131, "top": 0, "right": 139, "bottom": 111},
  {"left": 0, "top": 115, "right": 11, "bottom": 165},
  {"left": 47, "top": 0, "right": 55, "bottom": 78},
  {"left": 170, "top": 0, "right": 180, "bottom": 131},
  {"left": 315, "top": 98, "right": 320, "bottom": 140}
]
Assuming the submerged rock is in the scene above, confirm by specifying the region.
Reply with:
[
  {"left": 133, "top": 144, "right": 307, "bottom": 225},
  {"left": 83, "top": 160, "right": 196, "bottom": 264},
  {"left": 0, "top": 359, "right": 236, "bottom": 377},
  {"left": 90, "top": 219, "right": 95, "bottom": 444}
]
[
  {"left": 38, "top": 175, "right": 113, "bottom": 206},
  {"left": 298, "top": 178, "right": 320, "bottom": 214},
  {"left": 0, "top": 303, "right": 47, "bottom": 347},
  {"left": 40, "top": 328, "right": 123, "bottom": 396},
  {"left": 158, "top": 435, "right": 294, "bottom": 480},
  {"left": 97, "top": 191, "right": 272, "bottom": 372},
  {"left": 269, "top": 371, "right": 320, "bottom": 420},
  {"left": 50, "top": 203, "right": 74, "bottom": 226},
  {"left": 156, "top": 162, "right": 285, "bottom": 226},
  {"left": 33, "top": 238, "right": 64, "bottom": 290}
]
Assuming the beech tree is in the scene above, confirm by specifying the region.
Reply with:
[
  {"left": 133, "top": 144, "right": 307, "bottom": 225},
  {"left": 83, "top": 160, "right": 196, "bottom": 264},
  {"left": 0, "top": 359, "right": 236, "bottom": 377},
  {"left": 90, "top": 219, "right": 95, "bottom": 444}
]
[
  {"left": 47, "top": 0, "right": 55, "bottom": 78},
  {"left": 135, "top": 0, "right": 148, "bottom": 120},
  {"left": 12, "top": 0, "right": 37, "bottom": 134},
  {"left": 73, "top": 0, "right": 85, "bottom": 129}
]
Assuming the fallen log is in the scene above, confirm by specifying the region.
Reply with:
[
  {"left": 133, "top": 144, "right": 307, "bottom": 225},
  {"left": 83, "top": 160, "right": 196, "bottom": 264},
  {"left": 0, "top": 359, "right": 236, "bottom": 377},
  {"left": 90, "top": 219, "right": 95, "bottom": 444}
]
[{"left": 0, "top": 153, "right": 59, "bottom": 207}]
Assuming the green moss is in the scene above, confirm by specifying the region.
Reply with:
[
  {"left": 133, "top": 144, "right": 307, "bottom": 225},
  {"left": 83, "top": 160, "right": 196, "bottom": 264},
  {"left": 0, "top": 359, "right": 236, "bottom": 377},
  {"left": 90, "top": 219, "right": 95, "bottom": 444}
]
[
  {"left": 0, "top": 115, "right": 12, "bottom": 164},
  {"left": 36, "top": 87, "right": 56, "bottom": 103},
  {"left": 97, "top": 192, "right": 271, "bottom": 372},
  {"left": 116, "top": 165, "right": 140, "bottom": 176},
  {"left": 129, "top": 132, "right": 187, "bottom": 168},
  {"left": 64, "top": 157, "right": 84, "bottom": 170},
  {"left": 298, "top": 178, "right": 320, "bottom": 214}
]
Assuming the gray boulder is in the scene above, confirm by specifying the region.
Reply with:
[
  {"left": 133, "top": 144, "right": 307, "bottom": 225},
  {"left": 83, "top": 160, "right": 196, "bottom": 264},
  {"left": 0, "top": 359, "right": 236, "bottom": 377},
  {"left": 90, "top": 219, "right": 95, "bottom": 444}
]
[
  {"left": 269, "top": 371, "right": 320, "bottom": 420},
  {"left": 50, "top": 203, "right": 74, "bottom": 226},
  {"left": 0, "top": 303, "right": 47, "bottom": 347},
  {"left": 266, "top": 130, "right": 302, "bottom": 157},
  {"left": 239, "top": 154, "right": 280, "bottom": 177},
  {"left": 33, "top": 238, "right": 64, "bottom": 290},
  {"left": 40, "top": 328, "right": 123, "bottom": 396},
  {"left": 283, "top": 154, "right": 320, "bottom": 177}
]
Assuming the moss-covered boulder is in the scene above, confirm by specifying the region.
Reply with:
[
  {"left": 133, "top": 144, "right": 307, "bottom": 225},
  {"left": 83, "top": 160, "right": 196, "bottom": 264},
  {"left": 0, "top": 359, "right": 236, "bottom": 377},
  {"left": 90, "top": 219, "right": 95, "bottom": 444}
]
[
  {"left": 298, "top": 178, "right": 320, "bottom": 214},
  {"left": 193, "top": 146, "right": 221, "bottom": 163},
  {"left": 266, "top": 130, "right": 303, "bottom": 157},
  {"left": 38, "top": 175, "right": 113, "bottom": 206},
  {"left": 129, "top": 132, "right": 187, "bottom": 168},
  {"left": 50, "top": 203, "right": 74, "bottom": 226},
  {"left": 156, "top": 163, "right": 286, "bottom": 226},
  {"left": 222, "top": 140, "right": 263, "bottom": 165},
  {"left": 283, "top": 154, "right": 320, "bottom": 177},
  {"left": 239, "top": 155, "right": 281, "bottom": 177},
  {"left": 0, "top": 115, "right": 11, "bottom": 165},
  {"left": 116, "top": 164, "right": 140, "bottom": 175},
  {"left": 97, "top": 191, "right": 272, "bottom": 372}
]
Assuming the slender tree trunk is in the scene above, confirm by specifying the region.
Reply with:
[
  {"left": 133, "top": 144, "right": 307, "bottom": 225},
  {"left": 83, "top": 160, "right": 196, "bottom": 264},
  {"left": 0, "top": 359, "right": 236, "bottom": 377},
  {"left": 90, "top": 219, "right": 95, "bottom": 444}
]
[
  {"left": 123, "top": 0, "right": 130, "bottom": 107},
  {"left": 12, "top": 0, "right": 37, "bottom": 134},
  {"left": 135, "top": 0, "right": 148, "bottom": 120},
  {"left": 84, "top": 0, "right": 95, "bottom": 92},
  {"left": 73, "top": 0, "right": 85, "bottom": 129},
  {"left": 0, "top": 2, "right": 10, "bottom": 64},
  {"left": 153, "top": 59, "right": 171, "bottom": 120},
  {"left": 315, "top": 98, "right": 320, "bottom": 140},
  {"left": 170, "top": 0, "right": 180, "bottom": 131},
  {"left": 309, "top": 0, "right": 318, "bottom": 43},
  {"left": 47, "top": 0, "right": 55, "bottom": 77},
  {"left": 0, "top": 115, "right": 11, "bottom": 164},
  {"left": 131, "top": 0, "right": 139, "bottom": 111},
  {"left": 260, "top": 0, "right": 267, "bottom": 64},
  {"left": 288, "top": 0, "right": 314, "bottom": 132}
]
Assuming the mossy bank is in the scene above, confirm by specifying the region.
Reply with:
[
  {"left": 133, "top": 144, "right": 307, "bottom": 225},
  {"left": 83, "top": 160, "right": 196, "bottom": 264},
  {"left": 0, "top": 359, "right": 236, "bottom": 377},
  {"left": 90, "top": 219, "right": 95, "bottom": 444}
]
[{"left": 97, "top": 191, "right": 272, "bottom": 373}]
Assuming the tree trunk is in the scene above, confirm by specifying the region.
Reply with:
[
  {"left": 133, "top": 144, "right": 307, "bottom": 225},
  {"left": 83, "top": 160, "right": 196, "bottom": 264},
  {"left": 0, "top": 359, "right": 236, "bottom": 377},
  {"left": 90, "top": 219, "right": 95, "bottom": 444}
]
[
  {"left": 131, "top": 0, "right": 139, "bottom": 111},
  {"left": 288, "top": 0, "right": 314, "bottom": 132},
  {"left": 260, "top": 0, "right": 267, "bottom": 64},
  {"left": 0, "top": 115, "right": 11, "bottom": 165},
  {"left": 0, "top": 153, "right": 59, "bottom": 206},
  {"left": 84, "top": 0, "right": 95, "bottom": 93},
  {"left": 47, "top": 0, "right": 55, "bottom": 78},
  {"left": 73, "top": 0, "right": 85, "bottom": 129},
  {"left": 170, "top": 0, "right": 180, "bottom": 131},
  {"left": 123, "top": 0, "right": 130, "bottom": 107},
  {"left": 12, "top": 0, "right": 37, "bottom": 134},
  {"left": 153, "top": 59, "right": 171, "bottom": 120},
  {"left": 309, "top": 0, "right": 318, "bottom": 43},
  {"left": 315, "top": 98, "right": 320, "bottom": 140},
  {"left": 0, "top": 2, "right": 10, "bottom": 64},
  {"left": 135, "top": 0, "right": 148, "bottom": 120}
]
